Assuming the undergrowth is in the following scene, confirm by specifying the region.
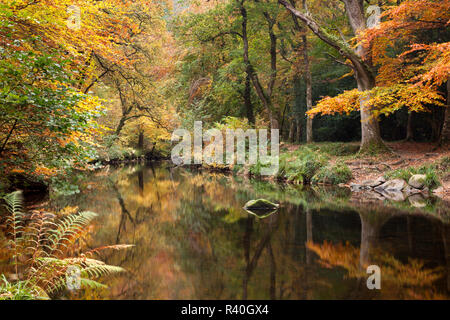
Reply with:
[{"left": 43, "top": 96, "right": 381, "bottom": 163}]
[
  {"left": 312, "top": 162, "right": 353, "bottom": 185},
  {"left": 0, "top": 191, "right": 132, "bottom": 300}
]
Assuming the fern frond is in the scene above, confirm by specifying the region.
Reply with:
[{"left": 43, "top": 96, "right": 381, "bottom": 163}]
[
  {"left": 25, "top": 211, "right": 55, "bottom": 266},
  {"left": 2, "top": 191, "right": 25, "bottom": 275},
  {"left": 48, "top": 211, "right": 98, "bottom": 256},
  {"left": 79, "top": 278, "right": 107, "bottom": 290},
  {"left": 28, "top": 257, "right": 125, "bottom": 295}
]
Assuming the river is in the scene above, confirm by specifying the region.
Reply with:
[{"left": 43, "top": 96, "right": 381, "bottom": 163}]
[{"left": 42, "top": 161, "right": 450, "bottom": 299}]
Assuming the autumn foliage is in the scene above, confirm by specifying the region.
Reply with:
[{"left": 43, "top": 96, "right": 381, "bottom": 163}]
[{"left": 308, "top": 0, "right": 449, "bottom": 119}]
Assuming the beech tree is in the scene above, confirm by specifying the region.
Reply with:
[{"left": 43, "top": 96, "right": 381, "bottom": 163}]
[{"left": 278, "top": 0, "right": 384, "bottom": 151}]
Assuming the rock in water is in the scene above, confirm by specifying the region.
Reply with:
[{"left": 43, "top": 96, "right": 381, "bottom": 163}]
[
  {"left": 408, "top": 174, "right": 427, "bottom": 189},
  {"left": 243, "top": 199, "right": 279, "bottom": 211},
  {"left": 243, "top": 199, "right": 279, "bottom": 218}
]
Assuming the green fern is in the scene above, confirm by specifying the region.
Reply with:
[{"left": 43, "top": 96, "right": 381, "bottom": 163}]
[
  {"left": 0, "top": 191, "right": 131, "bottom": 299},
  {"left": 48, "top": 211, "right": 98, "bottom": 256},
  {"left": 3, "top": 191, "right": 25, "bottom": 275}
]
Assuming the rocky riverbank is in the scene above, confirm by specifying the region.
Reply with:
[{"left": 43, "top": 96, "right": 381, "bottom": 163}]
[{"left": 349, "top": 174, "right": 445, "bottom": 206}]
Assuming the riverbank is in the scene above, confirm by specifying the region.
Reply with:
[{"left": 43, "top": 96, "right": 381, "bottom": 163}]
[
  {"left": 3, "top": 141, "right": 449, "bottom": 203},
  {"left": 200, "top": 141, "right": 450, "bottom": 202}
]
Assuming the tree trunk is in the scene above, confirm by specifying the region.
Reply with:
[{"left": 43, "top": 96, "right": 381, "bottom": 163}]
[
  {"left": 296, "top": 118, "right": 302, "bottom": 143},
  {"left": 0, "top": 119, "right": 17, "bottom": 156},
  {"left": 343, "top": 0, "right": 384, "bottom": 151},
  {"left": 244, "top": 72, "right": 255, "bottom": 125},
  {"left": 289, "top": 118, "right": 295, "bottom": 142},
  {"left": 115, "top": 117, "right": 126, "bottom": 136},
  {"left": 406, "top": 111, "right": 414, "bottom": 141},
  {"left": 138, "top": 131, "right": 144, "bottom": 153},
  {"left": 357, "top": 76, "right": 384, "bottom": 151},
  {"left": 439, "top": 78, "right": 450, "bottom": 145},
  {"left": 302, "top": 0, "right": 313, "bottom": 143}
]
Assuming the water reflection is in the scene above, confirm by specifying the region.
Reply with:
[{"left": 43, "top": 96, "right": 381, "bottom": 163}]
[{"left": 44, "top": 162, "right": 450, "bottom": 299}]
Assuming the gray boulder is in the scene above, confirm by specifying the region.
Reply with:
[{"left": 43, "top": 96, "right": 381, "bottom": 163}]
[
  {"left": 408, "top": 174, "right": 427, "bottom": 189},
  {"left": 361, "top": 176, "right": 386, "bottom": 188},
  {"left": 375, "top": 179, "right": 407, "bottom": 192}
]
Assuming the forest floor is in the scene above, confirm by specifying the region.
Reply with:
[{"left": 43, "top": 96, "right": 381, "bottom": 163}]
[{"left": 282, "top": 140, "right": 450, "bottom": 201}]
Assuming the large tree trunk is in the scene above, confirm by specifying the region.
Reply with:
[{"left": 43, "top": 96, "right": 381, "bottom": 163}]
[
  {"left": 357, "top": 75, "right": 383, "bottom": 151},
  {"left": 279, "top": 0, "right": 385, "bottom": 152},
  {"left": 343, "top": 0, "right": 383, "bottom": 151}
]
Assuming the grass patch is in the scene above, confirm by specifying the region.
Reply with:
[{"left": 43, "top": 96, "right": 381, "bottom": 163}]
[{"left": 312, "top": 162, "right": 353, "bottom": 185}]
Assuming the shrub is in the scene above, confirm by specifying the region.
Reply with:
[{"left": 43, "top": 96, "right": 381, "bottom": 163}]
[
  {"left": 312, "top": 162, "right": 353, "bottom": 185},
  {"left": 107, "top": 144, "right": 136, "bottom": 161},
  {"left": 279, "top": 148, "right": 328, "bottom": 184},
  {"left": 214, "top": 116, "right": 252, "bottom": 130}
]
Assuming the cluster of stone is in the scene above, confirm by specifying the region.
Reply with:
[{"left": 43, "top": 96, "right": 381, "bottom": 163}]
[{"left": 349, "top": 175, "right": 435, "bottom": 207}]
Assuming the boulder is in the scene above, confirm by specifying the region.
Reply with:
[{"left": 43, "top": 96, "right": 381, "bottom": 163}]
[
  {"left": 243, "top": 199, "right": 279, "bottom": 211},
  {"left": 375, "top": 179, "right": 407, "bottom": 192},
  {"left": 408, "top": 174, "right": 427, "bottom": 189},
  {"left": 243, "top": 199, "right": 279, "bottom": 218},
  {"left": 361, "top": 176, "right": 386, "bottom": 188}
]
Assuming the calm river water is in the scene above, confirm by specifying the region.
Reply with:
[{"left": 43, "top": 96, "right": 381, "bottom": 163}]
[{"left": 43, "top": 162, "right": 450, "bottom": 299}]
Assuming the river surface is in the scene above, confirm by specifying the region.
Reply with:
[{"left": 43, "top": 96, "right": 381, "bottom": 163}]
[{"left": 43, "top": 162, "right": 450, "bottom": 299}]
